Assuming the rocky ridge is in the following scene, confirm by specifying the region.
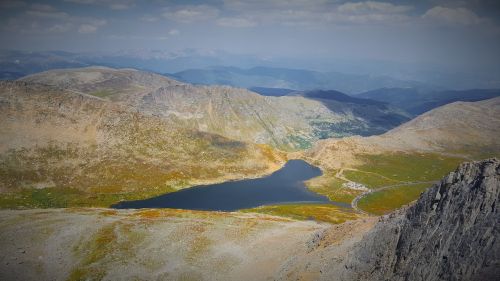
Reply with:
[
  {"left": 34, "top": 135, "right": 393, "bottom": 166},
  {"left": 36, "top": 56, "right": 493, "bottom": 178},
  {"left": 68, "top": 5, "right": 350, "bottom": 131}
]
[
  {"left": 335, "top": 158, "right": 499, "bottom": 280},
  {"left": 20, "top": 67, "right": 410, "bottom": 150},
  {"left": 377, "top": 97, "right": 500, "bottom": 153}
]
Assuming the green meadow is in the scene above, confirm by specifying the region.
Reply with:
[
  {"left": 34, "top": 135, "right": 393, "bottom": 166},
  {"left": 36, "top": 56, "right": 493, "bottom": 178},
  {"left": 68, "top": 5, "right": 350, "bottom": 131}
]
[
  {"left": 347, "top": 152, "right": 465, "bottom": 214},
  {"left": 357, "top": 183, "right": 432, "bottom": 215}
]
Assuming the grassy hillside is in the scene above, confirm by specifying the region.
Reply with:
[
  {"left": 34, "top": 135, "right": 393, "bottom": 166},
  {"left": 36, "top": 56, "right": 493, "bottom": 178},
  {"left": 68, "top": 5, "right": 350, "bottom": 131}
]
[
  {"left": 0, "top": 81, "right": 285, "bottom": 208},
  {"left": 346, "top": 153, "right": 464, "bottom": 184},
  {"left": 304, "top": 98, "right": 500, "bottom": 215},
  {"left": 357, "top": 183, "right": 431, "bottom": 215},
  {"left": 240, "top": 204, "right": 362, "bottom": 224},
  {"left": 303, "top": 152, "right": 464, "bottom": 215}
]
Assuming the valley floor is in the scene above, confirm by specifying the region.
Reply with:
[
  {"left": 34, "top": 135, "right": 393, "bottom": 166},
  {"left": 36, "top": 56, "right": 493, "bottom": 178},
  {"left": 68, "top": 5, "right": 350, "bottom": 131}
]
[{"left": 0, "top": 208, "right": 376, "bottom": 281}]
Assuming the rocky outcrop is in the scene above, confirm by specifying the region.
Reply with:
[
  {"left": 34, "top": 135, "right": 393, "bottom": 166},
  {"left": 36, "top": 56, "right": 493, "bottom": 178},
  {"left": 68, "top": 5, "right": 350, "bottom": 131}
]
[{"left": 341, "top": 158, "right": 499, "bottom": 280}]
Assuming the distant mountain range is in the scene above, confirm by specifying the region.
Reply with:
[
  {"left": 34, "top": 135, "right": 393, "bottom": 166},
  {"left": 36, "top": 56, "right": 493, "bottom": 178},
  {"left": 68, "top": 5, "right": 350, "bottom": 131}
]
[
  {"left": 2, "top": 48, "right": 499, "bottom": 126},
  {"left": 356, "top": 87, "right": 500, "bottom": 115},
  {"left": 168, "top": 66, "right": 428, "bottom": 94},
  {"left": 2, "top": 49, "right": 500, "bottom": 90},
  {"left": 0, "top": 49, "right": 271, "bottom": 79},
  {"left": 248, "top": 87, "right": 296, "bottom": 96},
  {"left": 0, "top": 50, "right": 87, "bottom": 80},
  {"left": 0, "top": 50, "right": 430, "bottom": 94}
]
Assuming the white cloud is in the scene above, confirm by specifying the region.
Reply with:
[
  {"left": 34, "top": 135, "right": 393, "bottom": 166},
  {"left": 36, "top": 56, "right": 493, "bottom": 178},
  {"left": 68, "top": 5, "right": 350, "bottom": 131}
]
[
  {"left": 30, "top": 3, "right": 57, "bottom": 12},
  {"left": 78, "top": 24, "right": 96, "bottom": 33},
  {"left": 141, "top": 15, "right": 159, "bottom": 22},
  {"left": 216, "top": 17, "right": 257, "bottom": 28},
  {"left": 219, "top": 1, "right": 414, "bottom": 27},
  {"left": 78, "top": 19, "right": 107, "bottom": 33},
  {"left": 64, "top": 0, "right": 134, "bottom": 10},
  {"left": 64, "top": 0, "right": 96, "bottom": 3},
  {"left": 25, "top": 10, "right": 70, "bottom": 20},
  {"left": 2, "top": 4, "right": 108, "bottom": 35},
  {"left": 327, "top": 1, "right": 414, "bottom": 25},
  {"left": 422, "top": 6, "right": 485, "bottom": 26},
  {"left": 337, "top": 1, "right": 413, "bottom": 15},
  {"left": 168, "top": 29, "right": 180, "bottom": 35},
  {"left": 221, "top": 0, "right": 328, "bottom": 26},
  {"left": 110, "top": 3, "right": 131, "bottom": 10},
  {"left": 108, "top": 34, "right": 169, "bottom": 40},
  {"left": 48, "top": 23, "right": 73, "bottom": 33},
  {"left": 223, "top": 0, "right": 329, "bottom": 11},
  {"left": 162, "top": 5, "right": 220, "bottom": 23},
  {"left": 327, "top": 13, "right": 411, "bottom": 24}
]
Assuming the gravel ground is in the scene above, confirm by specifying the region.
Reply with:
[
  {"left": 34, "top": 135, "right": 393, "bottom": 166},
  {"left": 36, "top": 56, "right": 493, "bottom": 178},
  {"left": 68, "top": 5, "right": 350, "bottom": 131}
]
[{"left": 0, "top": 208, "right": 376, "bottom": 281}]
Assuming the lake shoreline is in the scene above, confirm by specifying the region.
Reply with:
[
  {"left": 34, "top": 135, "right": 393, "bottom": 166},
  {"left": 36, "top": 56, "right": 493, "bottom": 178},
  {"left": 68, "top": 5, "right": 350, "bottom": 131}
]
[{"left": 112, "top": 159, "right": 343, "bottom": 211}]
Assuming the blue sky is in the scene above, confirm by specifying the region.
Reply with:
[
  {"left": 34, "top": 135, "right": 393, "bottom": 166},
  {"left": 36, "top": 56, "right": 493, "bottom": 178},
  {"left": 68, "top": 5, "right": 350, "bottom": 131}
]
[{"left": 1, "top": 0, "right": 500, "bottom": 70}]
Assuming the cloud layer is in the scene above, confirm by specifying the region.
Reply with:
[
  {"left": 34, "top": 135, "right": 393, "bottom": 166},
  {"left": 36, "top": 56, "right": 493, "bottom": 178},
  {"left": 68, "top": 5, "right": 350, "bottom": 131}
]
[
  {"left": 0, "top": 0, "right": 498, "bottom": 70},
  {"left": 422, "top": 6, "right": 486, "bottom": 26}
]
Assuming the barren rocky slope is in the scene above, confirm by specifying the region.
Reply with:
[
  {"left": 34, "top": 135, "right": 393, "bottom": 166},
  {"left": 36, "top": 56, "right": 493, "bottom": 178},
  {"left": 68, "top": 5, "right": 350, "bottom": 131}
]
[
  {"left": 20, "top": 66, "right": 182, "bottom": 104},
  {"left": 306, "top": 97, "right": 500, "bottom": 170},
  {"left": 21, "top": 67, "right": 410, "bottom": 150},
  {"left": 377, "top": 97, "right": 500, "bottom": 152},
  {"left": 0, "top": 81, "right": 284, "bottom": 205},
  {"left": 0, "top": 208, "right": 339, "bottom": 281},
  {"left": 334, "top": 158, "right": 499, "bottom": 281}
]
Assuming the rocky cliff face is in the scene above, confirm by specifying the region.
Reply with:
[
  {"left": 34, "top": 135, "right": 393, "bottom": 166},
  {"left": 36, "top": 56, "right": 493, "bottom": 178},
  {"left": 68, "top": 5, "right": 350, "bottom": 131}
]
[{"left": 341, "top": 158, "right": 499, "bottom": 281}]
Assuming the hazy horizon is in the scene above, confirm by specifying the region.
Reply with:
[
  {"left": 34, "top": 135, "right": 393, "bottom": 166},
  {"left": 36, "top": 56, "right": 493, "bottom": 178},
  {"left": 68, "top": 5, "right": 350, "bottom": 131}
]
[{"left": 1, "top": 0, "right": 500, "bottom": 70}]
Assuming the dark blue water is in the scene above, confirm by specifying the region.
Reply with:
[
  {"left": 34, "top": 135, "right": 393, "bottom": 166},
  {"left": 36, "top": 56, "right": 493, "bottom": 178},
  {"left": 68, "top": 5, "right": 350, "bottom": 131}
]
[{"left": 112, "top": 159, "right": 342, "bottom": 211}]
